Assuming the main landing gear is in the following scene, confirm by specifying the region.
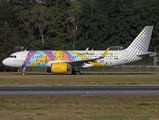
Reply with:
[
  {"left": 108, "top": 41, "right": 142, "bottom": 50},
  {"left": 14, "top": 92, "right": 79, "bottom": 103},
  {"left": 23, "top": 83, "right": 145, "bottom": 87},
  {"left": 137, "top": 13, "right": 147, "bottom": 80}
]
[
  {"left": 22, "top": 68, "right": 26, "bottom": 75},
  {"left": 71, "top": 68, "right": 81, "bottom": 75}
]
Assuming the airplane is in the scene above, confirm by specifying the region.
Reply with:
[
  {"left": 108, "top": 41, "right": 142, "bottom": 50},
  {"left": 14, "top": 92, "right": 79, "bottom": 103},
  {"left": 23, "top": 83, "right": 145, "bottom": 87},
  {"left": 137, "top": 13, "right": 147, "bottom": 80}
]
[{"left": 2, "top": 26, "right": 157, "bottom": 75}]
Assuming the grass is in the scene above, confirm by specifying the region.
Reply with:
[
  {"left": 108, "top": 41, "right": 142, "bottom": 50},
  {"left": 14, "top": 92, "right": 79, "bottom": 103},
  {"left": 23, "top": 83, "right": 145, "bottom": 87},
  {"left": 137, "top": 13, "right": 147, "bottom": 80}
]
[
  {"left": 0, "top": 72, "right": 159, "bottom": 86},
  {"left": 0, "top": 72, "right": 159, "bottom": 119},
  {"left": 0, "top": 96, "right": 159, "bottom": 120},
  {"left": 138, "top": 103, "right": 151, "bottom": 105}
]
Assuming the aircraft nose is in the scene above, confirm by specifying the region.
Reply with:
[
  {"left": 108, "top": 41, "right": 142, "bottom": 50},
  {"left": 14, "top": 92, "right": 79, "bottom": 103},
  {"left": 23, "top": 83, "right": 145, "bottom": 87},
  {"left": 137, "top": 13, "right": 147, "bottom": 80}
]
[
  {"left": 2, "top": 59, "right": 9, "bottom": 66},
  {"left": 2, "top": 59, "right": 6, "bottom": 66}
]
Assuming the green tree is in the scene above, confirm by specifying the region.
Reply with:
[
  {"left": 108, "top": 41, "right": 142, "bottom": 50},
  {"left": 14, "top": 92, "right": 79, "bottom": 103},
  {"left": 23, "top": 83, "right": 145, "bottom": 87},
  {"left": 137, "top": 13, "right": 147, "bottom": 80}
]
[
  {"left": 67, "top": 1, "right": 81, "bottom": 49},
  {"left": 0, "top": 22, "right": 18, "bottom": 71}
]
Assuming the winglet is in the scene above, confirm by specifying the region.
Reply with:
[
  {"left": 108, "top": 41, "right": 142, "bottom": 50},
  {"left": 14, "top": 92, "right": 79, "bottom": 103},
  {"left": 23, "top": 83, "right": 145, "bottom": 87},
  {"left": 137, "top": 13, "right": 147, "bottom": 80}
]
[
  {"left": 101, "top": 48, "right": 110, "bottom": 58},
  {"left": 85, "top": 47, "right": 89, "bottom": 51}
]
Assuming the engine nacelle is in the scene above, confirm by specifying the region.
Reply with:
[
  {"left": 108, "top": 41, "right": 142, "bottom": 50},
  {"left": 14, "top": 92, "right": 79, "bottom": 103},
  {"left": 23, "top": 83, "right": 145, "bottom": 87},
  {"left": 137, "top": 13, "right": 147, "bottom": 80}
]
[{"left": 51, "top": 63, "right": 67, "bottom": 74}]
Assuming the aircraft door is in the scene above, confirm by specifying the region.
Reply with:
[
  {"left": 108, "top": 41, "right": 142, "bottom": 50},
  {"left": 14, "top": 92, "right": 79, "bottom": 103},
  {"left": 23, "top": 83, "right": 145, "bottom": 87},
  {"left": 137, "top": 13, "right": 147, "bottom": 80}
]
[
  {"left": 21, "top": 52, "right": 24, "bottom": 62},
  {"left": 21, "top": 51, "right": 27, "bottom": 62}
]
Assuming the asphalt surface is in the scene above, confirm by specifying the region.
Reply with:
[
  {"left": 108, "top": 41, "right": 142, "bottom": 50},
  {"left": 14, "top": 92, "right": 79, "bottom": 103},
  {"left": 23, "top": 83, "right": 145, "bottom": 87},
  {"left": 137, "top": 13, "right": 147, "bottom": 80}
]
[{"left": 1, "top": 86, "right": 159, "bottom": 96}]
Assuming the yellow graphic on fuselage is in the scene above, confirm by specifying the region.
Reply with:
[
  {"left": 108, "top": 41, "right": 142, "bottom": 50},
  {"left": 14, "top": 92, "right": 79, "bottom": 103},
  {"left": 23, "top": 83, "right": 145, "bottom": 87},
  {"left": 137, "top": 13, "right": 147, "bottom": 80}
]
[
  {"left": 61, "top": 51, "right": 68, "bottom": 61},
  {"left": 53, "top": 51, "right": 68, "bottom": 61},
  {"left": 71, "top": 51, "right": 90, "bottom": 59},
  {"left": 89, "top": 62, "right": 106, "bottom": 67},
  {"left": 54, "top": 51, "right": 61, "bottom": 61},
  {"left": 27, "top": 53, "right": 50, "bottom": 67}
]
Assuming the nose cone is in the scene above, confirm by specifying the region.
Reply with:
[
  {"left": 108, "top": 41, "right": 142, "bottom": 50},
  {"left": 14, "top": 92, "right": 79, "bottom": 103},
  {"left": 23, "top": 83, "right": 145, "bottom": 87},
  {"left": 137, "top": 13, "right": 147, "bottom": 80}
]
[
  {"left": 2, "top": 59, "right": 10, "bottom": 67},
  {"left": 2, "top": 59, "right": 6, "bottom": 65}
]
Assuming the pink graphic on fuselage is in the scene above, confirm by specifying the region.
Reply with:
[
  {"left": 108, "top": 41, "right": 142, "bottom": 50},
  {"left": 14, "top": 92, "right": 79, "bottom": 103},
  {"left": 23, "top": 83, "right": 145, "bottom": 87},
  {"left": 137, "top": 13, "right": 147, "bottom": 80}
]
[
  {"left": 64, "top": 51, "right": 73, "bottom": 61},
  {"left": 21, "top": 51, "right": 37, "bottom": 68},
  {"left": 43, "top": 51, "right": 55, "bottom": 61}
]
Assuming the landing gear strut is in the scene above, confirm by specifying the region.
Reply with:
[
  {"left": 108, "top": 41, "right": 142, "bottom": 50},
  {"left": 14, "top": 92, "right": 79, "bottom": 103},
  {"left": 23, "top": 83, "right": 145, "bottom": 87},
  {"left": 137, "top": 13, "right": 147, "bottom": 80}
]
[
  {"left": 22, "top": 68, "right": 26, "bottom": 75},
  {"left": 71, "top": 68, "right": 81, "bottom": 75}
]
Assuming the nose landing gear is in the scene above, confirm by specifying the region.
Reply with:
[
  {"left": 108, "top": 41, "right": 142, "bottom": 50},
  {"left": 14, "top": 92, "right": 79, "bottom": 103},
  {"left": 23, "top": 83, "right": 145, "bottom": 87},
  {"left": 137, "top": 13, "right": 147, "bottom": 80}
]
[{"left": 22, "top": 68, "right": 26, "bottom": 75}]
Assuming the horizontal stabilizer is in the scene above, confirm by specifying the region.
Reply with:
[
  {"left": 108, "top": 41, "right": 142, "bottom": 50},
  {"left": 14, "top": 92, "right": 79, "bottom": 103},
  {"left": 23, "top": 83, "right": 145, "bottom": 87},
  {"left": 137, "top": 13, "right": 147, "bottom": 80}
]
[{"left": 137, "top": 52, "right": 157, "bottom": 57}]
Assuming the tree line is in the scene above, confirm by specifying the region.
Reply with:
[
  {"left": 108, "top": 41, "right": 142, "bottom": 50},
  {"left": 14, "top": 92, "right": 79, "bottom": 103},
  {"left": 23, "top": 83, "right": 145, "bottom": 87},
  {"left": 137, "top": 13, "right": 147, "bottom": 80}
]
[{"left": 0, "top": 0, "right": 159, "bottom": 71}]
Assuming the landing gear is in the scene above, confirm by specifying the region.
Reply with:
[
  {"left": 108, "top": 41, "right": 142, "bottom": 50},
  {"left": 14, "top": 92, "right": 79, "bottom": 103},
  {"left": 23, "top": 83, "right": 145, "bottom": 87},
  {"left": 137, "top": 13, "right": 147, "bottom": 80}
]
[
  {"left": 71, "top": 68, "right": 81, "bottom": 75},
  {"left": 22, "top": 68, "right": 26, "bottom": 75},
  {"left": 72, "top": 70, "right": 81, "bottom": 75},
  {"left": 71, "top": 70, "right": 75, "bottom": 75},
  {"left": 75, "top": 71, "right": 81, "bottom": 75}
]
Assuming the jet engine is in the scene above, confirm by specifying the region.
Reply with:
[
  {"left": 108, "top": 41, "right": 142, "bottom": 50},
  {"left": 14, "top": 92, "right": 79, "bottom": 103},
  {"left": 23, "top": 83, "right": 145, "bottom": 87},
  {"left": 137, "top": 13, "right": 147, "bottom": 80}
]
[
  {"left": 51, "top": 63, "right": 67, "bottom": 74},
  {"left": 46, "top": 63, "right": 68, "bottom": 74}
]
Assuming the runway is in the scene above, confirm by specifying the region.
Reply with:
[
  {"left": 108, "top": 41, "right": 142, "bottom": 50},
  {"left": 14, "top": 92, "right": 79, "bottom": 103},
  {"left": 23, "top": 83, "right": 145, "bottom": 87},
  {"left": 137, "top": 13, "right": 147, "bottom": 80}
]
[{"left": 0, "top": 86, "right": 159, "bottom": 96}]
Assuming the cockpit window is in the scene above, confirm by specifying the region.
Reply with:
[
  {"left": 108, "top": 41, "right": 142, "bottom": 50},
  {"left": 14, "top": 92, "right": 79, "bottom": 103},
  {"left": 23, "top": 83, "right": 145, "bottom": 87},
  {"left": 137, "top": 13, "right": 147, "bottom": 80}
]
[{"left": 9, "top": 55, "right": 16, "bottom": 58}]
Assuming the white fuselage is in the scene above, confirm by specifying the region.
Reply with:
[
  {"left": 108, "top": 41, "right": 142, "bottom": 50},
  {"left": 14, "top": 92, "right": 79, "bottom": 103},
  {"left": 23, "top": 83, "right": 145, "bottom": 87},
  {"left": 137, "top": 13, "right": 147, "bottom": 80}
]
[{"left": 2, "top": 49, "right": 144, "bottom": 68}]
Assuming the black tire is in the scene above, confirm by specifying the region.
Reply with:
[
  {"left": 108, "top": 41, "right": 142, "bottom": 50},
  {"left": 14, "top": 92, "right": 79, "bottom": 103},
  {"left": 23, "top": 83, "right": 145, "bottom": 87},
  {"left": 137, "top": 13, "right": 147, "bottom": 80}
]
[
  {"left": 71, "top": 71, "right": 75, "bottom": 75},
  {"left": 75, "top": 71, "right": 81, "bottom": 75}
]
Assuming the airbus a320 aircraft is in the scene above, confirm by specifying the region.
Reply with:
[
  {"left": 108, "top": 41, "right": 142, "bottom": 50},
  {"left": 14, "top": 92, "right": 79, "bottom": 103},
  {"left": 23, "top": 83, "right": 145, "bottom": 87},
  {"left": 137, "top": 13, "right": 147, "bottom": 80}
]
[{"left": 2, "top": 26, "right": 157, "bottom": 75}]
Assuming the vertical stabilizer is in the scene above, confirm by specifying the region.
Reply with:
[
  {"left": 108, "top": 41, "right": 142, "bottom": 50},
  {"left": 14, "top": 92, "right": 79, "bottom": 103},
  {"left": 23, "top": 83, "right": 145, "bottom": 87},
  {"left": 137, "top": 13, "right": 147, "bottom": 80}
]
[{"left": 126, "top": 26, "right": 153, "bottom": 54}]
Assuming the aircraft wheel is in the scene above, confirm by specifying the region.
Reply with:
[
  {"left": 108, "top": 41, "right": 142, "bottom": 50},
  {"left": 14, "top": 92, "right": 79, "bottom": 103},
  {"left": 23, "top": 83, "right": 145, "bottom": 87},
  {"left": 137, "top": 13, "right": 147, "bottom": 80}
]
[
  {"left": 75, "top": 71, "right": 81, "bottom": 75},
  {"left": 71, "top": 71, "right": 75, "bottom": 75},
  {"left": 22, "top": 72, "right": 26, "bottom": 75},
  {"left": 22, "top": 67, "right": 26, "bottom": 75}
]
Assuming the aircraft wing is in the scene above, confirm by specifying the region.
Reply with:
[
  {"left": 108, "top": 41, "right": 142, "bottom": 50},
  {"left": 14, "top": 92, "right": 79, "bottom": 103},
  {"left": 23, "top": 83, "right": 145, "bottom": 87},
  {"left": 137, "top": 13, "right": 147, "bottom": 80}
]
[
  {"left": 47, "top": 48, "right": 109, "bottom": 66},
  {"left": 64, "top": 48, "right": 110, "bottom": 64}
]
